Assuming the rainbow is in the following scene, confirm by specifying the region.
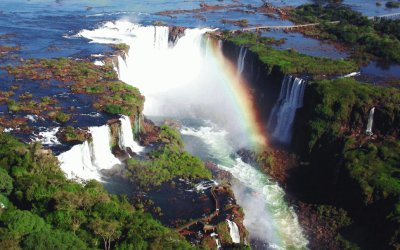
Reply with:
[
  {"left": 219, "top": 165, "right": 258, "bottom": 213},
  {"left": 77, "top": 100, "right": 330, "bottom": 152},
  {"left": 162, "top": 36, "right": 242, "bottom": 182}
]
[{"left": 207, "top": 39, "right": 268, "bottom": 150}]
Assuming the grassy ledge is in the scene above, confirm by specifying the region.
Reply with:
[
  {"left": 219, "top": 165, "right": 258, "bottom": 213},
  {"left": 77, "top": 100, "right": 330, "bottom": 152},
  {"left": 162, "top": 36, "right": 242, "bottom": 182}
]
[{"left": 218, "top": 31, "right": 357, "bottom": 77}]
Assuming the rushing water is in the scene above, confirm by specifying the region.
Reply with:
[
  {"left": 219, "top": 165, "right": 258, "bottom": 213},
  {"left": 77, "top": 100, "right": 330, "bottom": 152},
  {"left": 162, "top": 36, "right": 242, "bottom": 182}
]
[
  {"left": 366, "top": 107, "right": 375, "bottom": 135},
  {"left": 58, "top": 141, "right": 99, "bottom": 180},
  {"left": 119, "top": 115, "right": 144, "bottom": 155},
  {"left": 268, "top": 75, "right": 306, "bottom": 145},
  {"left": 227, "top": 219, "right": 241, "bottom": 244},
  {"left": 78, "top": 22, "right": 308, "bottom": 249},
  {"left": 237, "top": 46, "right": 248, "bottom": 76},
  {"left": 58, "top": 124, "right": 122, "bottom": 181}
]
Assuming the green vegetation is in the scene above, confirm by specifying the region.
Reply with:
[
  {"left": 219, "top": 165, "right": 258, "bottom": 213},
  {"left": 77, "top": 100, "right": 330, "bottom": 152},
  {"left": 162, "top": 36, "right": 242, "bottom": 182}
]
[
  {"left": 215, "top": 221, "right": 232, "bottom": 245},
  {"left": 55, "top": 112, "right": 71, "bottom": 123},
  {"left": 58, "top": 126, "right": 88, "bottom": 143},
  {"left": 125, "top": 125, "right": 211, "bottom": 186},
  {"left": 3, "top": 58, "right": 144, "bottom": 119},
  {"left": 296, "top": 77, "right": 400, "bottom": 249},
  {"left": 0, "top": 132, "right": 194, "bottom": 249},
  {"left": 7, "top": 97, "right": 58, "bottom": 115},
  {"left": 344, "top": 140, "right": 400, "bottom": 203},
  {"left": 221, "top": 19, "right": 249, "bottom": 27},
  {"left": 111, "top": 43, "right": 130, "bottom": 53},
  {"left": 316, "top": 205, "right": 352, "bottom": 230},
  {"left": 304, "top": 78, "right": 400, "bottom": 152},
  {"left": 221, "top": 31, "right": 357, "bottom": 76},
  {"left": 386, "top": 1, "right": 400, "bottom": 8},
  {"left": 290, "top": 4, "right": 400, "bottom": 62}
]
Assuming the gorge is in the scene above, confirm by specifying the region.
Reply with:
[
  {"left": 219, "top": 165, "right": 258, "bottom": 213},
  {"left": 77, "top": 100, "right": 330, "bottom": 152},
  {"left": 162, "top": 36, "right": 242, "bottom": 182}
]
[
  {"left": 0, "top": 1, "right": 399, "bottom": 249},
  {"left": 77, "top": 21, "right": 309, "bottom": 249}
]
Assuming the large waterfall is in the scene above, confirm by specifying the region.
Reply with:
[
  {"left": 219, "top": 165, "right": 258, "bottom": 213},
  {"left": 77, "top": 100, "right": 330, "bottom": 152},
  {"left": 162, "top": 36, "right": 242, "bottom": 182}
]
[
  {"left": 268, "top": 75, "right": 306, "bottom": 144},
  {"left": 366, "top": 107, "right": 375, "bottom": 135},
  {"left": 77, "top": 21, "right": 308, "bottom": 249},
  {"left": 227, "top": 219, "right": 241, "bottom": 243}
]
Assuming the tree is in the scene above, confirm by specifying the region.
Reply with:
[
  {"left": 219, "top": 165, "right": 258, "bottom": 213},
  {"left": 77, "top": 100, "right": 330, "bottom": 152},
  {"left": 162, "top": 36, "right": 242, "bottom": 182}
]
[
  {"left": 90, "top": 219, "right": 121, "bottom": 250},
  {"left": 0, "top": 168, "right": 13, "bottom": 196},
  {"left": 23, "top": 229, "right": 87, "bottom": 250}
]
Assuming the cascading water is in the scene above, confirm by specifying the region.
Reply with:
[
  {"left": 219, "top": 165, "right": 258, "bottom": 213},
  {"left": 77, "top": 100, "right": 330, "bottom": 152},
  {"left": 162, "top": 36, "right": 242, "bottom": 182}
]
[
  {"left": 366, "top": 107, "right": 375, "bottom": 135},
  {"left": 119, "top": 115, "right": 143, "bottom": 154},
  {"left": 237, "top": 46, "right": 248, "bottom": 76},
  {"left": 227, "top": 219, "right": 241, "bottom": 243},
  {"left": 181, "top": 124, "right": 308, "bottom": 249},
  {"left": 89, "top": 125, "right": 121, "bottom": 170},
  {"left": 58, "top": 124, "right": 121, "bottom": 181},
  {"left": 77, "top": 21, "right": 308, "bottom": 249},
  {"left": 58, "top": 141, "right": 100, "bottom": 180},
  {"left": 268, "top": 75, "right": 306, "bottom": 144}
]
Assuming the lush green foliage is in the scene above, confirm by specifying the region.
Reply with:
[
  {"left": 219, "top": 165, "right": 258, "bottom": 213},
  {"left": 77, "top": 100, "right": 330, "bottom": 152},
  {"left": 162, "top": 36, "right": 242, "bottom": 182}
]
[
  {"left": 111, "top": 43, "right": 130, "bottom": 53},
  {"left": 290, "top": 4, "right": 400, "bottom": 62},
  {"left": 3, "top": 58, "right": 144, "bottom": 119},
  {"left": 60, "top": 126, "right": 88, "bottom": 142},
  {"left": 125, "top": 125, "right": 211, "bottom": 186},
  {"left": 386, "top": 1, "right": 400, "bottom": 8},
  {"left": 344, "top": 140, "right": 400, "bottom": 203},
  {"left": 0, "top": 132, "right": 194, "bottom": 249},
  {"left": 305, "top": 78, "right": 400, "bottom": 152},
  {"left": 296, "top": 78, "right": 400, "bottom": 248},
  {"left": 222, "top": 31, "right": 357, "bottom": 76}
]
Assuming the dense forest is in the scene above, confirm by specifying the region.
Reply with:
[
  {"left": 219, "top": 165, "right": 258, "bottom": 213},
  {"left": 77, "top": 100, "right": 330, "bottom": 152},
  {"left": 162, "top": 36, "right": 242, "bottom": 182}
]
[{"left": 0, "top": 132, "right": 194, "bottom": 250}]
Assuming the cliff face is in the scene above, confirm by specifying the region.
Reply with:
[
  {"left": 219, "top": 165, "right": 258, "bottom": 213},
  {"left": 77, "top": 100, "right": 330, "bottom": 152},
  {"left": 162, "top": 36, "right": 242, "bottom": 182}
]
[
  {"left": 220, "top": 37, "right": 400, "bottom": 249},
  {"left": 220, "top": 40, "right": 285, "bottom": 124},
  {"left": 290, "top": 78, "right": 400, "bottom": 249}
]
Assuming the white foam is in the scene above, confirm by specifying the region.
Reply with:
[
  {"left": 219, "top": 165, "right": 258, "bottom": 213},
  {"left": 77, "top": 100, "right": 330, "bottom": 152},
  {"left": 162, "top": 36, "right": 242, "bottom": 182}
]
[
  {"left": 58, "top": 141, "right": 101, "bottom": 181},
  {"left": 180, "top": 124, "right": 308, "bottom": 249},
  {"left": 89, "top": 125, "right": 121, "bottom": 170},
  {"left": 32, "top": 127, "right": 61, "bottom": 145},
  {"left": 226, "top": 219, "right": 241, "bottom": 243},
  {"left": 94, "top": 60, "right": 104, "bottom": 66},
  {"left": 119, "top": 115, "right": 144, "bottom": 154}
]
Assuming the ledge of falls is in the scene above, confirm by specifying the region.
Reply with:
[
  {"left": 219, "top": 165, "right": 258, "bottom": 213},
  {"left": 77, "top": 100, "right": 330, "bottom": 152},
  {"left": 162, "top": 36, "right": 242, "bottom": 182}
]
[{"left": 57, "top": 115, "right": 142, "bottom": 181}]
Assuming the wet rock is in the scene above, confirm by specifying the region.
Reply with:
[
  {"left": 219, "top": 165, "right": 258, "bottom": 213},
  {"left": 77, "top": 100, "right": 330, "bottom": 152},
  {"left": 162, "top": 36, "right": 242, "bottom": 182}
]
[{"left": 168, "top": 26, "right": 186, "bottom": 45}]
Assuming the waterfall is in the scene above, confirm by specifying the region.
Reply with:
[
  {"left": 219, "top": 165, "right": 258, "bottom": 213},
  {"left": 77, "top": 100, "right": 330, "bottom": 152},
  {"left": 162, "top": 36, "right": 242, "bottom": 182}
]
[
  {"left": 226, "top": 219, "right": 241, "bottom": 244},
  {"left": 237, "top": 46, "right": 247, "bottom": 75},
  {"left": 58, "top": 124, "right": 121, "bottom": 181},
  {"left": 268, "top": 75, "right": 306, "bottom": 144},
  {"left": 119, "top": 115, "right": 143, "bottom": 154},
  {"left": 58, "top": 141, "right": 100, "bottom": 180},
  {"left": 89, "top": 125, "right": 121, "bottom": 170},
  {"left": 77, "top": 21, "right": 308, "bottom": 249},
  {"left": 366, "top": 107, "right": 375, "bottom": 135},
  {"left": 215, "top": 238, "right": 222, "bottom": 249}
]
